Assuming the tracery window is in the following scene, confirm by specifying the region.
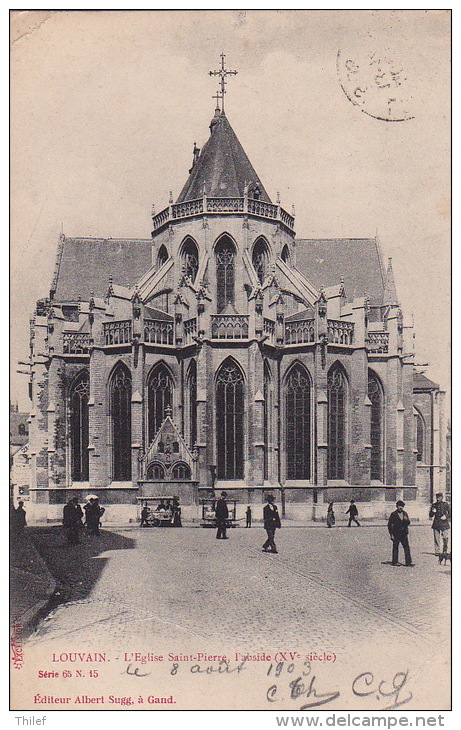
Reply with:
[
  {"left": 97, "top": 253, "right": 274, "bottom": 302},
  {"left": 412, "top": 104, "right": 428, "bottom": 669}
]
[
  {"left": 172, "top": 462, "right": 191, "bottom": 480},
  {"left": 187, "top": 360, "right": 197, "bottom": 448},
  {"left": 216, "top": 359, "right": 244, "bottom": 479},
  {"left": 110, "top": 365, "right": 132, "bottom": 481},
  {"left": 285, "top": 364, "right": 311, "bottom": 480},
  {"left": 70, "top": 371, "right": 90, "bottom": 481},
  {"left": 328, "top": 365, "right": 347, "bottom": 480},
  {"left": 252, "top": 238, "right": 269, "bottom": 285},
  {"left": 368, "top": 371, "right": 383, "bottom": 480},
  {"left": 181, "top": 238, "right": 199, "bottom": 283},
  {"left": 415, "top": 411, "right": 425, "bottom": 462},
  {"left": 148, "top": 364, "right": 173, "bottom": 443},
  {"left": 147, "top": 462, "right": 165, "bottom": 480},
  {"left": 215, "top": 237, "right": 236, "bottom": 313}
]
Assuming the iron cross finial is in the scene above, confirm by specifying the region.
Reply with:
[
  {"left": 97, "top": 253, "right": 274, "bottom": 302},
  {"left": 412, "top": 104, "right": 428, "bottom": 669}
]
[
  {"left": 212, "top": 90, "right": 222, "bottom": 112},
  {"left": 209, "top": 53, "right": 237, "bottom": 113}
]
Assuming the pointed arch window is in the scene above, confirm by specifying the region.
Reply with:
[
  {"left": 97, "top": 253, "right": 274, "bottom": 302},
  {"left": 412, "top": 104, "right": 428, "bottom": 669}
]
[
  {"left": 415, "top": 411, "right": 425, "bottom": 462},
  {"left": 215, "top": 237, "right": 236, "bottom": 313},
  {"left": 181, "top": 238, "right": 199, "bottom": 284},
  {"left": 148, "top": 364, "right": 173, "bottom": 443},
  {"left": 187, "top": 360, "right": 197, "bottom": 448},
  {"left": 328, "top": 365, "right": 347, "bottom": 480},
  {"left": 216, "top": 359, "right": 244, "bottom": 479},
  {"left": 252, "top": 238, "right": 269, "bottom": 285},
  {"left": 368, "top": 371, "right": 383, "bottom": 480},
  {"left": 281, "top": 244, "right": 291, "bottom": 265},
  {"left": 147, "top": 462, "right": 165, "bottom": 480},
  {"left": 70, "top": 371, "right": 89, "bottom": 481},
  {"left": 172, "top": 462, "right": 191, "bottom": 480},
  {"left": 111, "top": 365, "right": 132, "bottom": 481},
  {"left": 285, "top": 364, "right": 311, "bottom": 480},
  {"left": 157, "top": 245, "right": 168, "bottom": 270}
]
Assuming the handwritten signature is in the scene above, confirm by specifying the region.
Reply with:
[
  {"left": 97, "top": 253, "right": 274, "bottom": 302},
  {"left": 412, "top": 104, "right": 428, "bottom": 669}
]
[
  {"left": 267, "top": 675, "right": 339, "bottom": 710},
  {"left": 352, "top": 670, "right": 412, "bottom": 710},
  {"left": 266, "top": 660, "right": 412, "bottom": 710}
]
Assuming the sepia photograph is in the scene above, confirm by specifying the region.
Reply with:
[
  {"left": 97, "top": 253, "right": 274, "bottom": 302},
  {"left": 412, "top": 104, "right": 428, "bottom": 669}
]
[{"left": 10, "top": 9, "right": 451, "bottom": 713}]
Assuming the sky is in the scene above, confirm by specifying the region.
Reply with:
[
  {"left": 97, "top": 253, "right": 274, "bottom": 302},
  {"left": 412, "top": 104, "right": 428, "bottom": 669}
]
[{"left": 10, "top": 9, "right": 450, "bottom": 411}]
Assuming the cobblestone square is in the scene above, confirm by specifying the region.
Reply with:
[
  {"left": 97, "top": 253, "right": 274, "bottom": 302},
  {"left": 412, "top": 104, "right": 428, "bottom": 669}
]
[{"left": 15, "top": 522, "right": 450, "bottom": 711}]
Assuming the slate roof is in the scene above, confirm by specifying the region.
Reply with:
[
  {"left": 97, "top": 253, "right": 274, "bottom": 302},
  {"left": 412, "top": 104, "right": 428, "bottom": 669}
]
[
  {"left": 294, "top": 238, "right": 385, "bottom": 306},
  {"left": 176, "top": 112, "right": 271, "bottom": 204},
  {"left": 144, "top": 306, "right": 173, "bottom": 321},
  {"left": 413, "top": 372, "right": 440, "bottom": 391},
  {"left": 51, "top": 237, "right": 152, "bottom": 302}
]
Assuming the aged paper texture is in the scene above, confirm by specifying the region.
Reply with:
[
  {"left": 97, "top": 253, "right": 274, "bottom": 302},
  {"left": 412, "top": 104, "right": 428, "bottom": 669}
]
[{"left": 10, "top": 10, "right": 451, "bottom": 714}]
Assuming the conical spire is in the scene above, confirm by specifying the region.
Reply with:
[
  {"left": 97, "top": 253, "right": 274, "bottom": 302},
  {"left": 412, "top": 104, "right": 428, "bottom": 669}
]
[
  {"left": 176, "top": 112, "right": 271, "bottom": 204},
  {"left": 383, "top": 257, "right": 398, "bottom": 306}
]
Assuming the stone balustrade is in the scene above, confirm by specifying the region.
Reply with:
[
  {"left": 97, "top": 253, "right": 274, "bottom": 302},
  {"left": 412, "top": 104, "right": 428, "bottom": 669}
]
[
  {"left": 366, "top": 331, "right": 389, "bottom": 354},
  {"left": 103, "top": 320, "right": 132, "bottom": 346},
  {"left": 211, "top": 315, "right": 249, "bottom": 340},
  {"left": 63, "top": 332, "right": 91, "bottom": 354},
  {"left": 263, "top": 318, "right": 276, "bottom": 344},
  {"left": 183, "top": 317, "right": 197, "bottom": 345},
  {"left": 152, "top": 196, "right": 295, "bottom": 231},
  {"left": 285, "top": 319, "right": 315, "bottom": 345},
  {"left": 144, "top": 319, "right": 174, "bottom": 345},
  {"left": 63, "top": 316, "right": 394, "bottom": 354},
  {"left": 328, "top": 319, "right": 354, "bottom": 345}
]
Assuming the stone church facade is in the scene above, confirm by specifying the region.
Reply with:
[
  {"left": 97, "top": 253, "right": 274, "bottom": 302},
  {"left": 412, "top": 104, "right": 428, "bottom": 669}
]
[{"left": 26, "top": 103, "right": 446, "bottom": 523}]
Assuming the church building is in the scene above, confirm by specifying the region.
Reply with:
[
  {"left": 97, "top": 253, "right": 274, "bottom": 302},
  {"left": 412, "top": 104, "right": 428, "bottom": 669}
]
[{"left": 26, "top": 75, "right": 446, "bottom": 523}]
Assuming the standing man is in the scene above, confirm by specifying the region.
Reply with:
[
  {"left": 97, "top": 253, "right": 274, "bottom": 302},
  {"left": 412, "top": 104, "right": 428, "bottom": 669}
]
[
  {"left": 387, "top": 500, "right": 414, "bottom": 566},
  {"left": 86, "top": 497, "right": 105, "bottom": 535},
  {"left": 140, "top": 503, "right": 150, "bottom": 527},
  {"left": 429, "top": 492, "right": 451, "bottom": 555},
  {"left": 63, "top": 497, "right": 83, "bottom": 545},
  {"left": 215, "top": 491, "right": 229, "bottom": 539},
  {"left": 14, "top": 501, "right": 27, "bottom": 533},
  {"left": 246, "top": 505, "right": 252, "bottom": 528},
  {"left": 346, "top": 499, "right": 360, "bottom": 527},
  {"left": 262, "top": 494, "right": 281, "bottom": 554}
]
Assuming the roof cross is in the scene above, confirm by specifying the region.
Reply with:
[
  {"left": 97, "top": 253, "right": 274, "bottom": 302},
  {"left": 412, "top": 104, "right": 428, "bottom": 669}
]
[
  {"left": 212, "top": 90, "right": 222, "bottom": 112},
  {"left": 209, "top": 53, "right": 237, "bottom": 113}
]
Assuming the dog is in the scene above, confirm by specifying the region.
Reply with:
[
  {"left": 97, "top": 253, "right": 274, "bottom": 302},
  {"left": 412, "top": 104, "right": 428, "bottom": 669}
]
[{"left": 438, "top": 551, "right": 451, "bottom": 565}]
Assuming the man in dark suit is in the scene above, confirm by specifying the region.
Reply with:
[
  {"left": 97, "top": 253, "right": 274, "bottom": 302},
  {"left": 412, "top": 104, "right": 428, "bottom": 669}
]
[
  {"left": 262, "top": 494, "right": 281, "bottom": 553},
  {"left": 429, "top": 492, "right": 451, "bottom": 555},
  {"left": 388, "top": 500, "right": 414, "bottom": 566},
  {"left": 215, "top": 491, "right": 229, "bottom": 539},
  {"left": 346, "top": 499, "right": 360, "bottom": 527}
]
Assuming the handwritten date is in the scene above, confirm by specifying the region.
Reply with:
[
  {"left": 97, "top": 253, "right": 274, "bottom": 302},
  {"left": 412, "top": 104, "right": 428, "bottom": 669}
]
[{"left": 266, "top": 661, "right": 412, "bottom": 710}]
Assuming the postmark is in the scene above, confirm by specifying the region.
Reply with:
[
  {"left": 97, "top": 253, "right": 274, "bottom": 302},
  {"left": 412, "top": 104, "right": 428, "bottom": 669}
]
[{"left": 337, "top": 48, "right": 415, "bottom": 122}]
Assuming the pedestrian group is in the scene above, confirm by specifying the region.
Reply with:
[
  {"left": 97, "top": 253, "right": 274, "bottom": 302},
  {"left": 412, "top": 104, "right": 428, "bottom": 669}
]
[
  {"left": 62, "top": 496, "right": 105, "bottom": 544},
  {"left": 47, "top": 486, "right": 452, "bottom": 567}
]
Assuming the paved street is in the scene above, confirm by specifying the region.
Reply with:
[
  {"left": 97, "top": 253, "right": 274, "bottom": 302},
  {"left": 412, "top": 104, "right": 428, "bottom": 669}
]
[{"left": 18, "top": 523, "right": 451, "bottom": 710}]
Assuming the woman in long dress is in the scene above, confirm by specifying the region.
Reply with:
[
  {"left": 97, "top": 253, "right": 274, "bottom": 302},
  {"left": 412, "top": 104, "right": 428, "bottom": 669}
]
[{"left": 326, "top": 501, "right": 335, "bottom": 528}]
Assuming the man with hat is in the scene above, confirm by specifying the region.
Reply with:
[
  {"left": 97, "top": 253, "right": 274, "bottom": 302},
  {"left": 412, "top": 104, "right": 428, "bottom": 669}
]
[
  {"left": 262, "top": 494, "right": 281, "bottom": 554},
  {"left": 429, "top": 492, "right": 451, "bottom": 556},
  {"left": 387, "top": 500, "right": 414, "bottom": 566},
  {"left": 215, "top": 491, "right": 229, "bottom": 539}
]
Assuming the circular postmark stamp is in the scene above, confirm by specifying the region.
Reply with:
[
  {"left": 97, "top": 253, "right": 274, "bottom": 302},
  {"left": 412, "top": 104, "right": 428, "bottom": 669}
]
[{"left": 337, "top": 49, "right": 414, "bottom": 122}]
